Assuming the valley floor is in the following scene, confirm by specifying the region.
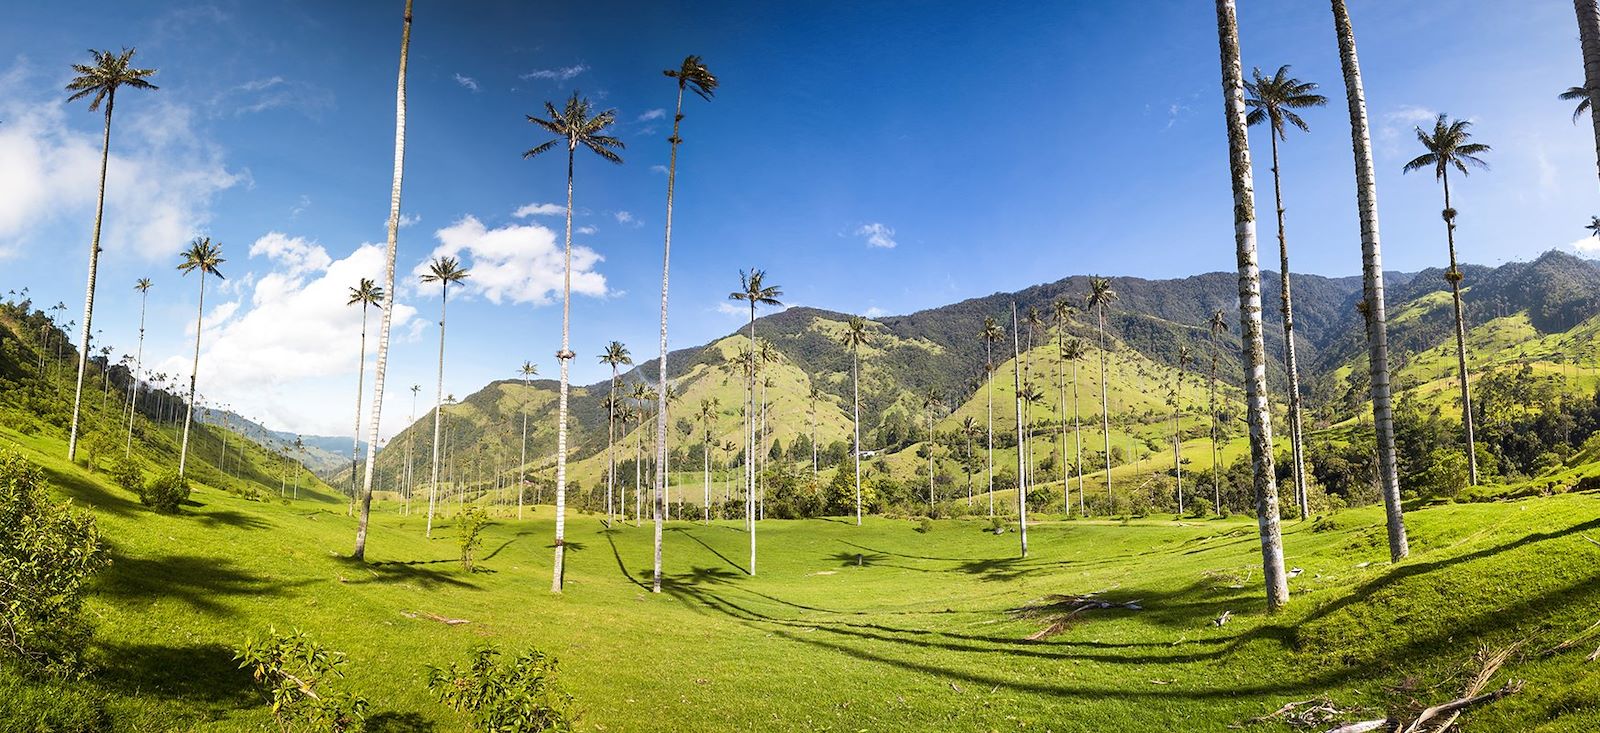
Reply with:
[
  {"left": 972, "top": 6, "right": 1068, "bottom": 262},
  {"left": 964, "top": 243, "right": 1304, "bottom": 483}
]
[{"left": 4, "top": 425, "right": 1600, "bottom": 731}]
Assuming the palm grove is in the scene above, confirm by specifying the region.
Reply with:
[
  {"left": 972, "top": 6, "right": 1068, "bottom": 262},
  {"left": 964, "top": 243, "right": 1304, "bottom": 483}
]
[{"left": 17, "top": 0, "right": 1600, "bottom": 625}]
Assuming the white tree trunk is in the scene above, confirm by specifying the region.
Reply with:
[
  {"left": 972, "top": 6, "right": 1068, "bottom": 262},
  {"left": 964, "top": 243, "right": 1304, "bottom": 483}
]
[
  {"left": 1332, "top": 0, "right": 1408, "bottom": 561},
  {"left": 125, "top": 288, "right": 147, "bottom": 457},
  {"left": 349, "top": 304, "right": 370, "bottom": 516},
  {"left": 68, "top": 96, "right": 116, "bottom": 463},
  {"left": 179, "top": 272, "right": 206, "bottom": 476},
  {"left": 853, "top": 348, "right": 862, "bottom": 525},
  {"left": 1216, "top": 0, "right": 1288, "bottom": 611},
  {"left": 1269, "top": 132, "right": 1309, "bottom": 517},
  {"left": 1011, "top": 305, "right": 1028, "bottom": 557},
  {"left": 427, "top": 284, "right": 449, "bottom": 539},
  {"left": 1578, "top": 0, "right": 1600, "bottom": 190},
  {"left": 552, "top": 145, "right": 576, "bottom": 593}
]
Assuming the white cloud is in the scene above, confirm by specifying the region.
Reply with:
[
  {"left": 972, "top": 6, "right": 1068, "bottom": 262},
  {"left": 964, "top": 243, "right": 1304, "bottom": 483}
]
[
  {"left": 415, "top": 215, "right": 608, "bottom": 306},
  {"left": 576, "top": 225, "right": 597, "bottom": 235},
  {"left": 151, "top": 235, "right": 419, "bottom": 436},
  {"left": 453, "top": 73, "right": 480, "bottom": 92},
  {"left": 715, "top": 301, "right": 745, "bottom": 318},
  {"left": 855, "top": 222, "right": 898, "bottom": 249},
  {"left": 513, "top": 202, "right": 564, "bottom": 218},
  {"left": 398, "top": 213, "right": 421, "bottom": 228},
  {"left": 1570, "top": 235, "right": 1600, "bottom": 254},
  {"left": 1379, "top": 105, "right": 1438, "bottom": 156},
  {"left": 637, "top": 108, "right": 666, "bottom": 122},
  {"left": 614, "top": 210, "right": 636, "bottom": 225},
  {"left": 649, "top": 164, "right": 669, "bottom": 175},
  {"left": 521, "top": 64, "right": 588, "bottom": 82},
  {"left": 0, "top": 66, "right": 244, "bottom": 259},
  {"left": 213, "top": 76, "right": 335, "bottom": 118},
  {"left": 864, "top": 306, "right": 889, "bottom": 318}
]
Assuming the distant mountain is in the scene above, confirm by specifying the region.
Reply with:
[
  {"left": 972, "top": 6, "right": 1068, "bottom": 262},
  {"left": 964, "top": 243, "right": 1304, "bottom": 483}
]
[{"left": 195, "top": 408, "right": 363, "bottom": 475}]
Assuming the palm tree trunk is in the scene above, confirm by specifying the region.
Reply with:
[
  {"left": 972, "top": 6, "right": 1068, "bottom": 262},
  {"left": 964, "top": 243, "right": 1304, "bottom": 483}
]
[
  {"left": 927, "top": 409, "right": 935, "bottom": 512},
  {"left": 519, "top": 374, "right": 529, "bottom": 520},
  {"left": 747, "top": 304, "right": 757, "bottom": 574},
  {"left": 551, "top": 144, "right": 576, "bottom": 594},
  {"left": 703, "top": 425, "right": 711, "bottom": 524},
  {"left": 125, "top": 288, "right": 147, "bottom": 457},
  {"left": 986, "top": 341, "right": 995, "bottom": 518},
  {"left": 1209, "top": 332, "right": 1222, "bottom": 511},
  {"left": 1333, "top": 0, "right": 1407, "bottom": 561},
  {"left": 811, "top": 391, "right": 818, "bottom": 477},
  {"left": 651, "top": 85, "right": 688, "bottom": 594},
  {"left": 1011, "top": 305, "right": 1028, "bottom": 557},
  {"left": 68, "top": 94, "right": 116, "bottom": 463},
  {"left": 635, "top": 419, "right": 643, "bottom": 526},
  {"left": 349, "top": 303, "right": 370, "bottom": 516},
  {"left": 427, "top": 284, "right": 448, "bottom": 538},
  {"left": 1217, "top": 0, "right": 1288, "bottom": 611},
  {"left": 1097, "top": 306, "right": 1112, "bottom": 507},
  {"left": 607, "top": 368, "right": 617, "bottom": 523},
  {"left": 1072, "top": 355, "right": 1084, "bottom": 514},
  {"left": 178, "top": 272, "right": 205, "bottom": 476},
  {"left": 1057, "top": 329, "right": 1068, "bottom": 513},
  {"left": 354, "top": 0, "right": 412, "bottom": 561},
  {"left": 1173, "top": 367, "right": 1183, "bottom": 513},
  {"left": 1269, "top": 133, "right": 1310, "bottom": 517},
  {"left": 852, "top": 347, "right": 863, "bottom": 526},
  {"left": 1440, "top": 173, "right": 1479, "bottom": 485},
  {"left": 1578, "top": 0, "right": 1600, "bottom": 189}
]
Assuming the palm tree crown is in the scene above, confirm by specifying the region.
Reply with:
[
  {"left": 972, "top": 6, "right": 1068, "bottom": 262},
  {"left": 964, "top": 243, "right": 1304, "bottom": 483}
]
[
  {"left": 1562, "top": 84, "right": 1592, "bottom": 124},
  {"left": 66, "top": 48, "right": 158, "bottom": 110},
  {"left": 178, "top": 238, "right": 225, "bottom": 281},
  {"left": 524, "top": 92, "right": 625, "bottom": 163},
  {"left": 1402, "top": 115, "right": 1491, "bottom": 181},
  {"left": 135, "top": 278, "right": 153, "bottom": 293},
  {"left": 842, "top": 315, "right": 871, "bottom": 351},
  {"left": 520, "top": 361, "right": 539, "bottom": 379},
  {"left": 600, "top": 341, "right": 632, "bottom": 370},
  {"left": 666, "top": 55, "right": 719, "bottom": 102},
  {"left": 421, "top": 256, "right": 469, "bottom": 287},
  {"left": 1243, "top": 65, "right": 1326, "bottom": 140},
  {"left": 729, "top": 269, "right": 783, "bottom": 311},
  {"left": 1085, "top": 277, "right": 1118, "bottom": 312},
  {"left": 347, "top": 278, "right": 384, "bottom": 308}
]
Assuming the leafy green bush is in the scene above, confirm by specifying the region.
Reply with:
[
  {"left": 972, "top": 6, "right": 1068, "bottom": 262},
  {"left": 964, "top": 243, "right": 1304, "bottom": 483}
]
[
  {"left": 107, "top": 457, "right": 142, "bottom": 495},
  {"left": 915, "top": 517, "right": 934, "bottom": 534},
  {"left": 428, "top": 646, "right": 573, "bottom": 733},
  {"left": 138, "top": 470, "right": 189, "bottom": 513},
  {"left": 235, "top": 628, "right": 368, "bottom": 733},
  {"left": 459, "top": 506, "right": 488, "bottom": 571},
  {"left": 0, "top": 449, "right": 108, "bottom": 676},
  {"left": 1187, "top": 495, "right": 1213, "bottom": 518}
]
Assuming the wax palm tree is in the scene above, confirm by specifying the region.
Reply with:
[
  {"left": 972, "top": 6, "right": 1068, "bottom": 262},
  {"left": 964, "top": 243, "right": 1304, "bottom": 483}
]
[
  {"left": 176, "top": 238, "right": 223, "bottom": 477},
  {"left": 1216, "top": 0, "right": 1289, "bottom": 610},
  {"left": 922, "top": 387, "right": 944, "bottom": 512},
  {"left": 980, "top": 316, "right": 1005, "bottom": 517},
  {"left": 64, "top": 48, "right": 158, "bottom": 463},
  {"left": 647, "top": 55, "right": 718, "bottom": 593},
  {"left": 1010, "top": 304, "right": 1028, "bottom": 558},
  {"left": 421, "top": 256, "right": 469, "bottom": 539},
  {"left": 629, "top": 382, "right": 652, "bottom": 527},
  {"left": 1245, "top": 64, "right": 1324, "bottom": 519},
  {"left": 728, "top": 270, "right": 781, "bottom": 573},
  {"left": 599, "top": 341, "right": 632, "bottom": 524},
  {"left": 1061, "top": 337, "right": 1087, "bottom": 515},
  {"left": 808, "top": 383, "right": 821, "bottom": 477},
  {"left": 516, "top": 361, "right": 537, "bottom": 520},
  {"left": 699, "top": 398, "right": 716, "bottom": 524},
  {"left": 1403, "top": 114, "right": 1491, "bottom": 487},
  {"left": 525, "top": 91, "right": 624, "bottom": 592},
  {"left": 1330, "top": 0, "right": 1408, "bottom": 561},
  {"left": 353, "top": 0, "right": 414, "bottom": 562},
  {"left": 125, "top": 278, "right": 153, "bottom": 456},
  {"left": 1205, "top": 309, "right": 1229, "bottom": 511},
  {"left": 346, "top": 277, "right": 385, "bottom": 514},
  {"left": 1562, "top": 84, "right": 1593, "bottom": 123},
  {"left": 1588, "top": 216, "right": 1600, "bottom": 239},
  {"left": 1050, "top": 298, "right": 1076, "bottom": 510},
  {"left": 958, "top": 415, "right": 980, "bottom": 505},
  {"left": 1171, "top": 346, "right": 1193, "bottom": 513},
  {"left": 1084, "top": 277, "right": 1118, "bottom": 507},
  {"left": 841, "top": 315, "right": 871, "bottom": 526}
]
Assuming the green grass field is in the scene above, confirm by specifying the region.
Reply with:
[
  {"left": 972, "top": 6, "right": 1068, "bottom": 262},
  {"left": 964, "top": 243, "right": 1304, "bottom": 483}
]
[{"left": 6, "top": 421, "right": 1600, "bottom": 732}]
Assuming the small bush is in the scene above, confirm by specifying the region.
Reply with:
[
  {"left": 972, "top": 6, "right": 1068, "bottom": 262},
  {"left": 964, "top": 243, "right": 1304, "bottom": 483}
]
[
  {"left": 235, "top": 628, "right": 368, "bottom": 733},
  {"left": 915, "top": 517, "right": 934, "bottom": 534},
  {"left": 428, "top": 646, "right": 573, "bottom": 733},
  {"left": 459, "top": 506, "right": 489, "bottom": 571},
  {"left": 0, "top": 450, "right": 108, "bottom": 676},
  {"left": 985, "top": 516, "right": 1007, "bottom": 534},
  {"left": 107, "top": 457, "right": 142, "bottom": 495},
  {"left": 1187, "top": 495, "right": 1213, "bottom": 518},
  {"left": 139, "top": 470, "right": 190, "bottom": 513}
]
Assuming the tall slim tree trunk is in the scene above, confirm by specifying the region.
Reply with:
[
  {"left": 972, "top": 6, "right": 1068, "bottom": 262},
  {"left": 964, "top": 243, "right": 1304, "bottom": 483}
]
[
  {"left": 607, "top": 367, "right": 617, "bottom": 524},
  {"left": 519, "top": 374, "right": 529, "bottom": 520},
  {"left": 126, "top": 287, "right": 147, "bottom": 457},
  {"left": 178, "top": 273, "right": 206, "bottom": 476},
  {"left": 1173, "top": 365, "right": 1184, "bottom": 513},
  {"left": 1209, "top": 332, "right": 1222, "bottom": 511},
  {"left": 349, "top": 303, "right": 370, "bottom": 516},
  {"left": 652, "top": 84, "right": 688, "bottom": 594},
  {"left": 68, "top": 95, "right": 115, "bottom": 463},
  {"left": 747, "top": 305, "right": 757, "bottom": 574},
  {"left": 1058, "top": 329, "right": 1068, "bottom": 513},
  {"left": 1578, "top": 0, "right": 1600, "bottom": 190},
  {"left": 1011, "top": 305, "right": 1028, "bottom": 558},
  {"left": 1072, "top": 355, "right": 1084, "bottom": 514},
  {"left": 1217, "top": 0, "right": 1289, "bottom": 611},
  {"left": 853, "top": 347, "right": 863, "bottom": 525},
  {"left": 426, "top": 284, "right": 449, "bottom": 538},
  {"left": 551, "top": 145, "right": 576, "bottom": 593},
  {"left": 1332, "top": 0, "right": 1407, "bottom": 561},
  {"left": 986, "top": 341, "right": 995, "bottom": 518},
  {"left": 811, "top": 390, "right": 818, "bottom": 477},
  {"left": 1269, "top": 133, "right": 1310, "bottom": 517},
  {"left": 703, "top": 425, "right": 711, "bottom": 524},
  {"left": 354, "top": 0, "right": 412, "bottom": 561},
  {"left": 927, "top": 408, "right": 935, "bottom": 512},
  {"left": 1440, "top": 173, "right": 1479, "bottom": 485},
  {"left": 1097, "top": 307, "right": 1112, "bottom": 507}
]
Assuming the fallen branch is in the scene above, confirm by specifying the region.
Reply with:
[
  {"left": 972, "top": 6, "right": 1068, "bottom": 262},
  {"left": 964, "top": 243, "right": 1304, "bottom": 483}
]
[
  {"left": 1214, "top": 610, "right": 1233, "bottom": 627},
  {"left": 1010, "top": 593, "right": 1143, "bottom": 640},
  {"left": 1246, "top": 697, "right": 1356, "bottom": 728},
  {"left": 1320, "top": 643, "right": 1524, "bottom": 733},
  {"left": 1542, "top": 619, "right": 1600, "bottom": 657},
  {"left": 1582, "top": 534, "right": 1600, "bottom": 549},
  {"left": 402, "top": 610, "right": 470, "bottom": 626}
]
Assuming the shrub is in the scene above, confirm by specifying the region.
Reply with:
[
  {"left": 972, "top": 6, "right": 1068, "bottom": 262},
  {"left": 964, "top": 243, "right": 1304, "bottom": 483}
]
[
  {"left": 915, "top": 517, "right": 934, "bottom": 534},
  {"left": 0, "top": 450, "right": 108, "bottom": 676},
  {"left": 235, "top": 628, "right": 368, "bottom": 733},
  {"left": 459, "top": 506, "right": 489, "bottom": 571},
  {"left": 985, "top": 515, "right": 1007, "bottom": 534},
  {"left": 139, "top": 470, "right": 190, "bottom": 513},
  {"left": 107, "top": 456, "right": 142, "bottom": 495},
  {"left": 428, "top": 646, "right": 573, "bottom": 733},
  {"left": 1187, "top": 495, "right": 1213, "bottom": 518}
]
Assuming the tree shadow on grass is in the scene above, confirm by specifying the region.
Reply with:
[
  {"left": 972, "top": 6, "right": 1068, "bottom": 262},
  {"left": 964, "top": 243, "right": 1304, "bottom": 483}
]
[
  {"left": 40, "top": 463, "right": 140, "bottom": 517},
  {"left": 668, "top": 526, "right": 748, "bottom": 575},
  {"left": 95, "top": 553, "right": 315, "bottom": 617},
  {"left": 344, "top": 557, "right": 481, "bottom": 591},
  {"left": 604, "top": 531, "right": 648, "bottom": 590},
  {"left": 190, "top": 508, "right": 274, "bottom": 531},
  {"left": 94, "top": 641, "right": 255, "bottom": 707}
]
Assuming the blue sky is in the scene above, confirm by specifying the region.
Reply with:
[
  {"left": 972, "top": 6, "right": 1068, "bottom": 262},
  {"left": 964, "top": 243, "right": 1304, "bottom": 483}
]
[{"left": 0, "top": 1, "right": 1591, "bottom": 439}]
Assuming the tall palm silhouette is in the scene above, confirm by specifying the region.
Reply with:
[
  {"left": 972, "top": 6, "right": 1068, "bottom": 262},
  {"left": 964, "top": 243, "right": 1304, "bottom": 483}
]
[
  {"left": 1061, "top": 337, "right": 1087, "bottom": 515},
  {"left": 125, "top": 278, "right": 153, "bottom": 457},
  {"left": 525, "top": 91, "right": 624, "bottom": 593},
  {"left": 980, "top": 316, "right": 1005, "bottom": 517},
  {"left": 421, "top": 256, "right": 469, "bottom": 539},
  {"left": 1206, "top": 309, "right": 1229, "bottom": 512},
  {"left": 1084, "top": 277, "right": 1118, "bottom": 507},
  {"left": 922, "top": 387, "right": 944, "bottom": 512},
  {"left": 1171, "top": 346, "right": 1193, "bottom": 513},
  {"left": 1245, "top": 64, "right": 1325, "bottom": 519},
  {"left": 516, "top": 361, "right": 537, "bottom": 520},
  {"left": 699, "top": 397, "right": 717, "bottom": 524},
  {"left": 599, "top": 340, "right": 632, "bottom": 524},
  {"left": 1051, "top": 298, "right": 1076, "bottom": 511},
  {"left": 64, "top": 48, "right": 157, "bottom": 463},
  {"left": 346, "top": 277, "right": 385, "bottom": 515},
  {"left": 1403, "top": 114, "right": 1491, "bottom": 487},
  {"left": 353, "top": 0, "right": 414, "bottom": 562},
  {"left": 728, "top": 269, "right": 781, "bottom": 572},
  {"left": 841, "top": 316, "right": 871, "bottom": 525},
  {"left": 176, "top": 238, "right": 224, "bottom": 477}
]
